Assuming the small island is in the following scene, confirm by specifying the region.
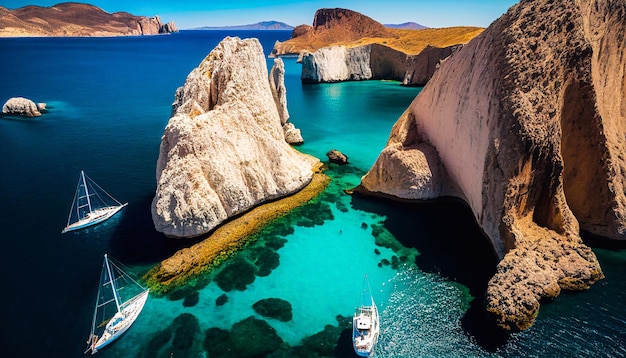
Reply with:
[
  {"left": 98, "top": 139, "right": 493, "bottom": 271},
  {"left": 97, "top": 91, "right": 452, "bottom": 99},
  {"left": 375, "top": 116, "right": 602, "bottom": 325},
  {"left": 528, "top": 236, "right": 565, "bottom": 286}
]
[{"left": 0, "top": 2, "right": 177, "bottom": 37}]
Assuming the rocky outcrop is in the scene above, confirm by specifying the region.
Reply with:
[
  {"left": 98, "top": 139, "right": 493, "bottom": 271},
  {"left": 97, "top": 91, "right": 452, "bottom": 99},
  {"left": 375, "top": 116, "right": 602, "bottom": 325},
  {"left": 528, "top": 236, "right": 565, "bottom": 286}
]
[
  {"left": 403, "top": 44, "right": 463, "bottom": 86},
  {"left": 2, "top": 97, "right": 44, "bottom": 117},
  {"left": 0, "top": 3, "right": 177, "bottom": 37},
  {"left": 152, "top": 37, "right": 317, "bottom": 238},
  {"left": 268, "top": 58, "right": 303, "bottom": 144},
  {"left": 326, "top": 149, "right": 349, "bottom": 165},
  {"left": 300, "top": 43, "right": 407, "bottom": 83},
  {"left": 359, "top": 0, "right": 625, "bottom": 331},
  {"left": 271, "top": 8, "right": 394, "bottom": 57}
]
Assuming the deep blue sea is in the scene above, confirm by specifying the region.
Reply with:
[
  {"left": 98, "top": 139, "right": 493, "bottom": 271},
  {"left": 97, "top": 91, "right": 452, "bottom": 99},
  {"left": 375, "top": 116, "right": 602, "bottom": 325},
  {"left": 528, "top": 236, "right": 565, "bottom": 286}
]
[{"left": 1, "top": 30, "right": 625, "bottom": 358}]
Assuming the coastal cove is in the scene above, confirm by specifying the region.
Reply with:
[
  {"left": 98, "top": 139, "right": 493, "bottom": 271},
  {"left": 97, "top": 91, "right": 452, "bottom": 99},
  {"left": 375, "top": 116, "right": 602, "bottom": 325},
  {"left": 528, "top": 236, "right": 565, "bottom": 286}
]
[{"left": 2, "top": 30, "right": 626, "bottom": 357}]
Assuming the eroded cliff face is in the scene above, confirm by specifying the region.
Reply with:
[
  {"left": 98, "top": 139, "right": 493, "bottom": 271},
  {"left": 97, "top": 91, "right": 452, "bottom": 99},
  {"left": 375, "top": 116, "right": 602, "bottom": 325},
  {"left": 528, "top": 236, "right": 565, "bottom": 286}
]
[
  {"left": 152, "top": 37, "right": 317, "bottom": 238},
  {"left": 300, "top": 43, "right": 407, "bottom": 83},
  {"left": 360, "top": 0, "right": 625, "bottom": 331}
]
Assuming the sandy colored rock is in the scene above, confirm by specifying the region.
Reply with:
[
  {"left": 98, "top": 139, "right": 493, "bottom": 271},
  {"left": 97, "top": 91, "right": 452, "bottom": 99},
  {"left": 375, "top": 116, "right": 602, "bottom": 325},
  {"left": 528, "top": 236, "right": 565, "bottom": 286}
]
[
  {"left": 152, "top": 37, "right": 318, "bottom": 238},
  {"left": 2, "top": 97, "right": 41, "bottom": 117},
  {"left": 359, "top": 0, "right": 626, "bottom": 331}
]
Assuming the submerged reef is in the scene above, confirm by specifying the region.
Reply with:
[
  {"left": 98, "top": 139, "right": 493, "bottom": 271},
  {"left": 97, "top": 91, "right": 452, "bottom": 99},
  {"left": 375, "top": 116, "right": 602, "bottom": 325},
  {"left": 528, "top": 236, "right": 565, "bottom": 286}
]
[
  {"left": 144, "top": 165, "right": 329, "bottom": 296},
  {"left": 252, "top": 298, "right": 293, "bottom": 322}
]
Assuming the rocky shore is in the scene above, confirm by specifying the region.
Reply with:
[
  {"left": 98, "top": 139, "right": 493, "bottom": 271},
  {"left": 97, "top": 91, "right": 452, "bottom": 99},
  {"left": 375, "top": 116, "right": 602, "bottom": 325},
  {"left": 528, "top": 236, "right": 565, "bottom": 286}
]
[
  {"left": 358, "top": 0, "right": 625, "bottom": 331},
  {"left": 145, "top": 165, "right": 329, "bottom": 295}
]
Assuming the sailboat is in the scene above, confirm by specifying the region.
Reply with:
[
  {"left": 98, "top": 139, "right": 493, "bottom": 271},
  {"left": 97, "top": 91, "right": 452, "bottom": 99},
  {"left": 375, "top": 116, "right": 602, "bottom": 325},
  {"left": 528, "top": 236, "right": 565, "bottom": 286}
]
[
  {"left": 62, "top": 170, "right": 127, "bottom": 233},
  {"left": 85, "top": 254, "right": 149, "bottom": 355},
  {"left": 352, "top": 274, "right": 380, "bottom": 357}
]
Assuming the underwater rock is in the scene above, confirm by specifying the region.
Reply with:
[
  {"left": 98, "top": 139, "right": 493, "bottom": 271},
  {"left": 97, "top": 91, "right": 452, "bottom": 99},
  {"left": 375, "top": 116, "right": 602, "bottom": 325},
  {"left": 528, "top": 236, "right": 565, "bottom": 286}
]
[
  {"left": 206, "top": 316, "right": 284, "bottom": 357},
  {"left": 326, "top": 149, "right": 349, "bottom": 164},
  {"left": 203, "top": 327, "right": 231, "bottom": 357},
  {"left": 172, "top": 313, "right": 200, "bottom": 350},
  {"left": 182, "top": 291, "right": 199, "bottom": 307},
  {"left": 214, "top": 256, "right": 257, "bottom": 292},
  {"left": 252, "top": 298, "right": 293, "bottom": 322},
  {"left": 215, "top": 294, "right": 228, "bottom": 306},
  {"left": 253, "top": 247, "right": 280, "bottom": 277}
]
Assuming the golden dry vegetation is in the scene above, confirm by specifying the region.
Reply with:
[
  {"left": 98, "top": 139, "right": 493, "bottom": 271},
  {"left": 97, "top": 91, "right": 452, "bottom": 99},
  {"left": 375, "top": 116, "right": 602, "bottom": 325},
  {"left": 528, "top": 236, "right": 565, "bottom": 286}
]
[{"left": 275, "top": 26, "right": 484, "bottom": 56}]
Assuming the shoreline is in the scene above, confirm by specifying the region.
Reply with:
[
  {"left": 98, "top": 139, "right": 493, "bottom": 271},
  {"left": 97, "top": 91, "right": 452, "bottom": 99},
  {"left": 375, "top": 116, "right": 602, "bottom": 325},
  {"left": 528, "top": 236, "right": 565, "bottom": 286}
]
[{"left": 144, "top": 164, "right": 330, "bottom": 296}]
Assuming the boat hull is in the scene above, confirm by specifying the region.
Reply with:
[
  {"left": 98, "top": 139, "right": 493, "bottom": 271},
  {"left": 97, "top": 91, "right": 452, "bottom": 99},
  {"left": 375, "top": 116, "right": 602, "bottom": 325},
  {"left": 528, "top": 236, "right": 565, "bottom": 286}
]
[
  {"left": 62, "top": 203, "right": 127, "bottom": 233},
  {"left": 92, "top": 290, "right": 149, "bottom": 353},
  {"left": 352, "top": 304, "right": 379, "bottom": 357}
]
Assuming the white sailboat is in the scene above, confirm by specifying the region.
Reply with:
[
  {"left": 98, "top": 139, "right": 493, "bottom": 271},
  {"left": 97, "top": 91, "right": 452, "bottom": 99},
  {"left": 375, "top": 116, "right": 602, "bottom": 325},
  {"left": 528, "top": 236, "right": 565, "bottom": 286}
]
[
  {"left": 62, "top": 170, "right": 127, "bottom": 233},
  {"left": 352, "top": 274, "right": 380, "bottom": 357},
  {"left": 85, "top": 254, "right": 149, "bottom": 355}
]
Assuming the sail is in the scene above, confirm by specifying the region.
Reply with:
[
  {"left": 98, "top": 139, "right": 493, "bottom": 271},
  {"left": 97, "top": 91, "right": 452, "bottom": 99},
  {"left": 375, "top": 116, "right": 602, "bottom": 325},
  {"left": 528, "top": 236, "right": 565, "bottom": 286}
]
[{"left": 87, "top": 255, "right": 149, "bottom": 354}]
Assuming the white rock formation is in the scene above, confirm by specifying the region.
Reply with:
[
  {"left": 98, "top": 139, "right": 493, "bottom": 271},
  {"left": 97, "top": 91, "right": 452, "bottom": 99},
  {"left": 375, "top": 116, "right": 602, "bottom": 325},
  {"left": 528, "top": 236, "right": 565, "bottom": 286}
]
[
  {"left": 301, "top": 46, "right": 353, "bottom": 82},
  {"left": 2, "top": 97, "right": 42, "bottom": 117},
  {"left": 269, "top": 58, "right": 304, "bottom": 144},
  {"left": 152, "top": 37, "right": 317, "bottom": 238},
  {"left": 300, "top": 43, "right": 409, "bottom": 83}
]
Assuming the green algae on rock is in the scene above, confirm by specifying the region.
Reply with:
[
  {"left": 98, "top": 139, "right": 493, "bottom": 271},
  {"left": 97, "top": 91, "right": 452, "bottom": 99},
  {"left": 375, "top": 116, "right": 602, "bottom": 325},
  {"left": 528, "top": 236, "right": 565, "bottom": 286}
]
[{"left": 144, "top": 169, "right": 330, "bottom": 296}]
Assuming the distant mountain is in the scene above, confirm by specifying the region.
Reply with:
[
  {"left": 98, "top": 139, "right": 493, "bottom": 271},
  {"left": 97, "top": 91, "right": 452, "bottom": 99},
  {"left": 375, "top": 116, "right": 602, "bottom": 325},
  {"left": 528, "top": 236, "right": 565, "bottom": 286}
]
[
  {"left": 384, "top": 22, "right": 428, "bottom": 30},
  {"left": 0, "top": 2, "right": 177, "bottom": 37},
  {"left": 194, "top": 21, "right": 294, "bottom": 31}
]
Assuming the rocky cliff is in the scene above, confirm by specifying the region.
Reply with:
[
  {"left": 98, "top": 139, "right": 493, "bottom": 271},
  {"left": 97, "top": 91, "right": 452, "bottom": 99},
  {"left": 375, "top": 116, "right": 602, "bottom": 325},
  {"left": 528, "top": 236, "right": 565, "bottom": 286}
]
[
  {"left": 272, "top": 8, "right": 482, "bottom": 57},
  {"left": 359, "top": 0, "right": 625, "bottom": 331},
  {"left": 300, "top": 43, "right": 407, "bottom": 82},
  {"left": 0, "top": 3, "right": 178, "bottom": 37},
  {"left": 152, "top": 37, "right": 317, "bottom": 238},
  {"left": 277, "top": 8, "right": 480, "bottom": 84},
  {"left": 403, "top": 44, "right": 463, "bottom": 86}
]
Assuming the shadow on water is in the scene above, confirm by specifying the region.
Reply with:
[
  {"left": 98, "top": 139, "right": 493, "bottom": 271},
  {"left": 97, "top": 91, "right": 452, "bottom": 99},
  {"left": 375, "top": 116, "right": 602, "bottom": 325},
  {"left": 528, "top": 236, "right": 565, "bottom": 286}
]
[
  {"left": 350, "top": 194, "right": 511, "bottom": 350},
  {"left": 109, "top": 193, "right": 205, "bottom": 265}
]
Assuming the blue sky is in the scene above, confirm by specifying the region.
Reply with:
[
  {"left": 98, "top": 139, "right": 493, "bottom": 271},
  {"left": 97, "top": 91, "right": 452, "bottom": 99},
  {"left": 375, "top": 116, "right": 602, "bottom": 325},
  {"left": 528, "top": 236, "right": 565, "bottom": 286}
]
[{"left": 3, "top": 1, "right": 520, "bottom": 29}]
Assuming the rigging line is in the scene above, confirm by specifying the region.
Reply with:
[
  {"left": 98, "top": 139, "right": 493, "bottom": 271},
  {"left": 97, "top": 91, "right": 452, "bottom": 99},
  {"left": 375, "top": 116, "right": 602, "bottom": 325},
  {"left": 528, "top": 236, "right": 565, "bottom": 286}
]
[{"left": 85, "top": 173, "right": 123, "bottom": 206}]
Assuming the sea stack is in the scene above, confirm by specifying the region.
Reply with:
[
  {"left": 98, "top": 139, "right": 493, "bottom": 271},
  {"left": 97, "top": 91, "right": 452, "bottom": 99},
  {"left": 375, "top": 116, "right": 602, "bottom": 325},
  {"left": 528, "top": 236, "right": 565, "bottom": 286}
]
[
  {"left": 152, "top": 37, "right": 317, "bottom": 238},
  {"left": 359, "top": 0, "right": 625, "bottom": 331},
  {"left": 1, "top": 97, "right": 43, "bottom": 117}
]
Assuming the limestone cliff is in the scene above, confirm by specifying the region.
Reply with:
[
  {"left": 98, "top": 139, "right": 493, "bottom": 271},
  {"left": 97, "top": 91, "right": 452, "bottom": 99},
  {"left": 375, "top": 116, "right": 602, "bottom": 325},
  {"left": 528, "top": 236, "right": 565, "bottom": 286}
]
[
  {"left": 284, "top": 8, "right": 475, "bottom": 84},
  {"left": 0, "top": 3, "right": 177, "bottom": 37},
  {"left": 359, "top": 0, "right": 626, "bottom": 331},
  {"left": 152, "top": 37, "right": 317, "bottom": 238},
  {"left": 300, "top": 43, "right": 407, "bottom": 83},
  {"left": 268, "top": 58, "right": 303, "bottom": 144}
]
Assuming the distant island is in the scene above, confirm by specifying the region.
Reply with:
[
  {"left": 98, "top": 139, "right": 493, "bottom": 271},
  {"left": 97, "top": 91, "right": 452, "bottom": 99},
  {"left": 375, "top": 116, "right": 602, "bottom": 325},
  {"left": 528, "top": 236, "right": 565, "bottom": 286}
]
[
  {"left": 193, "top": 21, "right": 294, "bottom": 31},
  {"left": 384, "top": 22, "right": 428, "bottom": 30},
  {"left": 0, "top": 2, "right": 177, "bottom": 37}
]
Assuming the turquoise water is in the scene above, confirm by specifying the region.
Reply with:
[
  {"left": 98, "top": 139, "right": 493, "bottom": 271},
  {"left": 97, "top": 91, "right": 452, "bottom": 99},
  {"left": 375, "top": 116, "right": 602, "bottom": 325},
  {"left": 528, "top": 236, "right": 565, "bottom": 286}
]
[{"left": 1, "top": 31, "right": 626, "bottom": 357}]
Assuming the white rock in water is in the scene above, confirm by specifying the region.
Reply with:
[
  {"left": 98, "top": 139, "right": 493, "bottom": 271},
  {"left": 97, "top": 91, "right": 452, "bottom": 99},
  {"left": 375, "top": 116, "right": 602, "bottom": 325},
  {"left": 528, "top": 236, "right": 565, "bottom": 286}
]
[
  {"left": 2, "top": 97, "right": 42, "bottom": 117},
  {"left": 152, "top": 36, "right": 317, "bottom": 238}
]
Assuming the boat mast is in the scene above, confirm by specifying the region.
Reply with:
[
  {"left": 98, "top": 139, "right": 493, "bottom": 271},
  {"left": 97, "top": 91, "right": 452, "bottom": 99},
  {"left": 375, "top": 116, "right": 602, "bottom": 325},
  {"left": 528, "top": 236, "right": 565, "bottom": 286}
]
[
  {"left": 104, "top": 254, "right": 122, "bottom": 312},
  {"left": 82, "top": 170, "right": 93, "bottom": 214}
]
